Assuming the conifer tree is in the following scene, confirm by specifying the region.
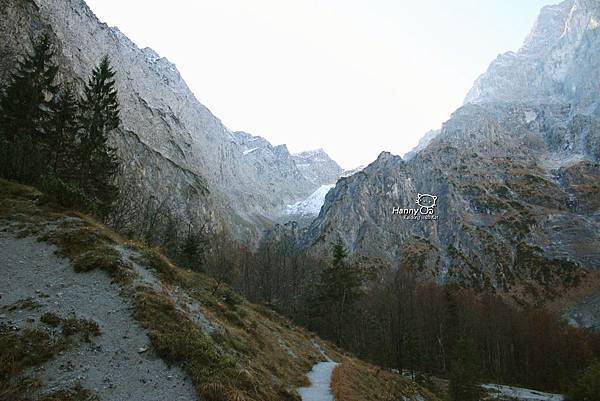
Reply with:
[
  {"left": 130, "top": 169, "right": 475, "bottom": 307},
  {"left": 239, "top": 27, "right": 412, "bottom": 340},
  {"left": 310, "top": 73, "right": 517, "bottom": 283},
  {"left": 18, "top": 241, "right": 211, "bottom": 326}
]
[
  {"left": 180, "top": 228, "right": 208, "bottom": 272},
  {"left": 78, "top": 55, "right": 120, "bottom": 217},
  {"left": 41, "top": 85, "right": 91, "bottom": 208},
  {"left": 316, "top": 240, "right": 363, "bottom": 344},
  {"left": 449, "top": 337, "right": 481, "bottom": 401},
  {"left": 47, "top": 86, "right": 79, "bottom": 177},
  {"left": 0, "top": 34, "right": 58, "bottom": 182}
]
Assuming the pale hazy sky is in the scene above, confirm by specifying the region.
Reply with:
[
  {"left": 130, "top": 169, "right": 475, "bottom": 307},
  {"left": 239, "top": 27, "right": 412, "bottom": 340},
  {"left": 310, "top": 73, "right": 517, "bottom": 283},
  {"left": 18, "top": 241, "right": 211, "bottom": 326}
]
[{"left": 86, "top": 0, "right": 555, "bottom": 169}]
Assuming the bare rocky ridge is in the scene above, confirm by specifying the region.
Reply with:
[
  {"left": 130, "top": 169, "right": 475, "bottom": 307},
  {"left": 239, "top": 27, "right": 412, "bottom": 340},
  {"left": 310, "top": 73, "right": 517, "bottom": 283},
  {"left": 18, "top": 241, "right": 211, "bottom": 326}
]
[
  {"left": 304, "top": 0, "right": 600, "bottom": 304},
  {"left": 0, "top": 0, "right": 339, "bottom": 239}
]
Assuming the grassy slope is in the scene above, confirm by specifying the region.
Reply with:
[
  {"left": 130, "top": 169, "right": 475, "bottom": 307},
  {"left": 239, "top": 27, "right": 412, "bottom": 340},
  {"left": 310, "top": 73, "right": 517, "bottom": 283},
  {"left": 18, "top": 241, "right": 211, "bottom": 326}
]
[
  {"left": 0, "top": 178, "right": 439, "bottom": 401},
  {"left": 332, "top": 360, "right": 441, "bottom": 401}
]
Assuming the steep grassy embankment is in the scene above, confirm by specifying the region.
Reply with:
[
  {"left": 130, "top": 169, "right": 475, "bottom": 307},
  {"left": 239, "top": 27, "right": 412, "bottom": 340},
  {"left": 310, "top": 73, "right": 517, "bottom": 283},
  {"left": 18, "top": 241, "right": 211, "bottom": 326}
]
[{"left": 0, "top": 179, "right": 439, "bottom": 401}]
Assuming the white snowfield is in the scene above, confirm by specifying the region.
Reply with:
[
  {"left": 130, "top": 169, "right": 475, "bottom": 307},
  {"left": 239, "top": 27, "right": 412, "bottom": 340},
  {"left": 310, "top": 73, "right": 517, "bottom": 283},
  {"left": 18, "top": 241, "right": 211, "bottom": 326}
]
[
  {"left": 482, "top": 384, "right": 564, "bottom": 401},
  {"left": 298, "top": 361, "right": 338, "bottom": 401},
  {"left": 286, "top": 184, "right": 335, "bottom": 216}
]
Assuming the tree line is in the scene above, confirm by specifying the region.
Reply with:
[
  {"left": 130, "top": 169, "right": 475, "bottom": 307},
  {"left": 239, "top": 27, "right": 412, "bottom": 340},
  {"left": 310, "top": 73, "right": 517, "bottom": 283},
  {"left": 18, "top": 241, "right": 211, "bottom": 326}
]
[{"left": 0, "top": 35, "right": 120, "bottom": 217}]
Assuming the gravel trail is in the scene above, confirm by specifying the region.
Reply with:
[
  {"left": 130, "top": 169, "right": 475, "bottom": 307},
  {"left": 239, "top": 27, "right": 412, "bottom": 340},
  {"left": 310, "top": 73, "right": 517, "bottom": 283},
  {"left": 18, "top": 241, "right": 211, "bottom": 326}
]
[{"left": 0, "top": 232, "right": 197, "bottom": 401}]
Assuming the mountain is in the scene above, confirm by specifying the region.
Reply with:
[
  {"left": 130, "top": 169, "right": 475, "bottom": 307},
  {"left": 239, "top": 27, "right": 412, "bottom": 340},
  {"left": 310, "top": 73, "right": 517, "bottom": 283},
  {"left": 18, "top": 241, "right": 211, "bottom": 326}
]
[
  {"left": 283, "top": 163, "right": 366, "bottom": 222},
  {"left": 303, "top": 0, "right": 600, "bottom": 304},
  {"left": 292, "top": 149, "right": 343, "bottom": 187},
  {"left": 283, "top": 158, "right": 363, "bottom": 222},
  {"left": 0, "top": 0, "right": 328, "bottom": 239},
  {"left": 0, "top": 178, "right": 438, "bottom": 401},
  {"left": 465, "top": 0, "right": 600, "bottom": 113},
  {"left": 274, "top": 149, "right": 344, "bottom": 222}
]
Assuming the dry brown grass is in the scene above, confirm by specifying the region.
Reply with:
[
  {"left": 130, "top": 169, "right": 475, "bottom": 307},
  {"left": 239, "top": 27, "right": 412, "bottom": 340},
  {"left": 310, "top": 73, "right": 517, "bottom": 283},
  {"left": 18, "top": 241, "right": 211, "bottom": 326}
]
[
  {"left": 332, "top": 360, "right": 439, "bottom": 401},
  {"left": 133, "top": 256, "right": 323, "bottom": 400},
  {"left": 0, "top": 327, "right": 67, "bottom": 400},
  {"left": 2, "top": 297, "right": 41, "bottom": 311},
  {"left": 38, "top": 384, "right": 100, "bottom": 401}
]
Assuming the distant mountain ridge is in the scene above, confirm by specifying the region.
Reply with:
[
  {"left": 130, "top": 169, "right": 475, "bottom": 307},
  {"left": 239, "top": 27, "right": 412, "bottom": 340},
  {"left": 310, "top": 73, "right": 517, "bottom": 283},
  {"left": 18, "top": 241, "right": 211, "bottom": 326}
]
[{"left": 292, "top": 148, "right": 343, "bottom": 187}]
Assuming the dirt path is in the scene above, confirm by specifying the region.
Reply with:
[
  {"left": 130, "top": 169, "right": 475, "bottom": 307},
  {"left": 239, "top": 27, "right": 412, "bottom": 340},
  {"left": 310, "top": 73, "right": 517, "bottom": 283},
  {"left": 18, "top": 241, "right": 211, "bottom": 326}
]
[
  {"left": 0, "top": 232, "right": 197, "bottom": 401},
  {"left": 298, "top": 361, "right": 338, "bottom": 401}
]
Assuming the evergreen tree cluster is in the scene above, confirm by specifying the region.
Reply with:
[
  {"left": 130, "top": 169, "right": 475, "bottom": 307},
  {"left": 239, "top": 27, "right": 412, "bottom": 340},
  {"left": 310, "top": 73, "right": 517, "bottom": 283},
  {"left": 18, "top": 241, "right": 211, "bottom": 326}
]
[{"left": 0, "top": 34, "right": 120, "bottom": 217}]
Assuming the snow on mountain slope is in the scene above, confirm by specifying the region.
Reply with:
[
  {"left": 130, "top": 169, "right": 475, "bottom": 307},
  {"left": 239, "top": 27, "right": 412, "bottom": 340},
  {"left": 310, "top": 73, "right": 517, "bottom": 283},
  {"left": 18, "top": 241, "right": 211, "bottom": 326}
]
[
  {"left": 283, "top": 164, "right": 364, "bottom": 220},
  {"left": 298, "top": 361, "right": 338, "bottom": 401},
  {"left": 286, "top": 184, "right": 335, "bottom": 217}
]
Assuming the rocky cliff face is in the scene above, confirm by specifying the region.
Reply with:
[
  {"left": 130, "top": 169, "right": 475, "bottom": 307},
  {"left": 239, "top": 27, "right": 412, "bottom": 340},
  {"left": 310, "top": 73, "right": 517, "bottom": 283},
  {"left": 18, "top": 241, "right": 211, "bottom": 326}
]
[
  {"left": 304, "top": 0, "right": 600, "bottom": 302},
  {"left": 0, "top": 0, "right": 324, "bottom": 239},
  {"left": 465, "top": 0, "right": 600, "bottom": 114}
]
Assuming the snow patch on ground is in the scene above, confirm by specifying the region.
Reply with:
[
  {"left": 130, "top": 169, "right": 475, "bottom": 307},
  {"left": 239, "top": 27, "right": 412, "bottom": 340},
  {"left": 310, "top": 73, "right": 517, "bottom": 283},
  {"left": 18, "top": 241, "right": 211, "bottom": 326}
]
[
  {"left": 482, "top": 384, "right": 564, "bottom": 401},
  {"left": 286, "top": 184, "right": 335, "bottom": 217},
  {"left": 298, "top": 361, "right": 338, "bottom": 401}
]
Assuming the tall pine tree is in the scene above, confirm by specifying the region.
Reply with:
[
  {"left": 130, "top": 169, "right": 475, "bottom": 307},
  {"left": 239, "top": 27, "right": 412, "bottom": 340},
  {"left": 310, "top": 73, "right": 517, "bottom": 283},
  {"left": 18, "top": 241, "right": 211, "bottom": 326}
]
[
  {"left": 78, "top": 55, "right": 120, "bottom": 217},
  {"left": 316, "top": 240, "right": 364, "bottom": 344},
  {"left": 47, "top": 85, "right": 79, "bottom": 177},
  {"left": 0, "top": 34, "right": 58, "bottom": 182},
  {"left": 41, "top": 85, "right": 90, "bottom": 208}
]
